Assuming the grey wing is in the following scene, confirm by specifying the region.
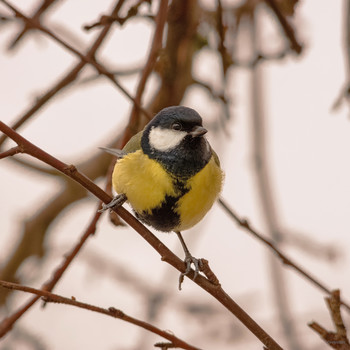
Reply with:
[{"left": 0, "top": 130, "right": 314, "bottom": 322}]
[{"left": 99, "top": 147, "right": 126, "bottom": 158}]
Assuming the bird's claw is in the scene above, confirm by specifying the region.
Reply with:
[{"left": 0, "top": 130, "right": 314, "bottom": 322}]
[
  {"left": 178, "top": 254, "right": 203, "bottom": 290},
  {"left": 98, "top": 194, "right": 127, "bottom": 212}
]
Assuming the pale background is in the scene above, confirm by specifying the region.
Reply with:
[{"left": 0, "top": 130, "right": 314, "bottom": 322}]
[{"left": 0, "top": 0, "right": 349, "bottom": 349}]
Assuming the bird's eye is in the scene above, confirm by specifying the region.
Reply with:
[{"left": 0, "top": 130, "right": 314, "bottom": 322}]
[{"left": 172, "top": 122, "right": 182, "bottom": 131}]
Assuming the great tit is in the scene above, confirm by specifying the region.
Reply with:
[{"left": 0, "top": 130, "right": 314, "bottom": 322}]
[{"left": 101, "top": 106, "right": 224, "bottom": 279}]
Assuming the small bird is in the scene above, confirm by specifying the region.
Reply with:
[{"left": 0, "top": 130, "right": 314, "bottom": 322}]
[{"left": 101, "top": 106, "right": 224, "bottom": 282}]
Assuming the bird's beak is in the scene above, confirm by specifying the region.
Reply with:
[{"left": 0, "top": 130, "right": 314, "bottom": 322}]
[{"left": 189, "top": 126, "right": 208, "bottom": 137}]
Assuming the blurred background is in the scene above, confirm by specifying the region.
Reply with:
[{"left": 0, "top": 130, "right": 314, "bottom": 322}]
[{"left": 0, "top": 0, "right": 350, "bottom": 349}]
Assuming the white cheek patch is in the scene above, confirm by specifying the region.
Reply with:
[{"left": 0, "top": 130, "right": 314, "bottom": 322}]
[{"left": 149, "top": 126, "right": 187, "bottom": 151}]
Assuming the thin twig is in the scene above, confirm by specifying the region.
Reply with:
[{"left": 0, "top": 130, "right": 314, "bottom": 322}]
[
  {"left": 8, "top": 0, "right": 60, "bottom": 49},
  {"left": 0, "top": 145, "right": 23, "bottom": 159},
  {"left": 0, "top": 0, "right": 125, "bottom": 147},
  {"left": 83, "top": 0, "right": 150, "bottom": 30},
  {"left": 264, "top": 0, "right": 303, "bottom": 54},
  {"left": 121, "top": 0, "right": 168, "bottom": 146},
  {"left": 0, "top": 0, "right": 151, "bottom": 147},
  {"left": 0, "top": 280, "right": 202, "bottom": 350},
  {"left": 0, "top": 208, "right": 102, "bottom": 337},
  {"left": 0, "top": 120, "right": 284, "bottom": 350},
  {"left": 0, "top": 0, "right": 150, "bottom": 118},
  {"left": 218, "top": 197, "right": 350, "bottom": 313},
  {"left": 250, "top": 13, "right": 301, "bottom": 349},
  {"left": 309, "top": 290, "right": 350, "bottom": 349}
]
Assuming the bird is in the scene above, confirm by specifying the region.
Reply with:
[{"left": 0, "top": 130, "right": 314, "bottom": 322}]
[{"left": 100, "top": 106, "right": 224, "bottom": 284}]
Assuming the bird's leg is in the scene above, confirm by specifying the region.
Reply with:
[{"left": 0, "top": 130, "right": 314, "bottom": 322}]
[
  {"left": 99, "top": 193, "right": 127, "bottom": 212},
  {"left": 175, "top": 231, "right": 202, "bottom": 285}
]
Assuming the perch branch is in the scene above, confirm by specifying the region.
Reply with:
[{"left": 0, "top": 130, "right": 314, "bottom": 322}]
[
  {"left": 0, "top": 120, "right": 283, "bottom": 350},
  {"left": 0, "top": 280, "right": 202, "bottom": 350},
  {"left": 218, "top": 197, "right": 350, "bottom": 313}
]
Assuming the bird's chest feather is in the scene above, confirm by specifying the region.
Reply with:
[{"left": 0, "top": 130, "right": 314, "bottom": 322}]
[
  {"left": 112, "top": 150, "right": 180, "bottom": 214},
  {"left": 112, "top": 150, "right": 223, "bottom": 232}
]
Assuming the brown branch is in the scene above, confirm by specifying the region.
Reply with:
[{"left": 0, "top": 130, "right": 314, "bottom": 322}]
[
  {"left": 0, "top": 145, "right": 23, "bottom": 159},
  {"left": 249, "top": 13, "right": 300, "bottom": 349},
  {"left": 0, "top": 0, "right": 150, "bottom": 117},
  {"left": 218, "top": 197, "right": 350, "bottom": 313},
  {"left": 8, "top": 0, "right": 60, "bottom": 49},
  {"left": 0, "top": 207, "right": 102, "bottom": 336},
  {"left": 0, "top": 121, "right": 284, "bottom": 350},
  {"left": 216, "top": 0, "right": 233, "bottom": 75},
  {"left": 0, "top": 0, "right": 151, "bottom": 148},
  {"left": 121, "top": 0, "right": 168, "bottom": 146},
  {"left": 83, "top": 0, "right": 151, "bottom": 31},
  {"left": 309, "top": 290, "right": 350, "bottom": 349},
  {"left": 332, "top": 0, "right": 350, "bottom": 112},
  {"left": 0, "top": 280, "right": 202, "bottom": 350},
  {"left": 0, "top": 0, "right": 127, "bottom": 295},
  {"left": 264, "top": 0, "right": 303, "bottom": 54},
  {"left": 0, "top": 0, "right": 199, "bottom": 297}
]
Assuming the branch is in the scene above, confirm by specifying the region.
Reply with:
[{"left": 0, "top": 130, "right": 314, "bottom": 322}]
[
  {"left": 0, "top": 0, "right": 128, "bottom": 296},
  {"left": 218, "top": 197, "right": 350, "bottom": 313},
  {"left": 1, "top": 0, "right": 150, "bottom": 116},
  {"left": 8, "top": 0, "right": 60, "bottom": 49},
  {"left": 0, "top": 280, "right": 202, "bottom": 350},
  {"left": 264, "top": 0, "right": 303, "bottom": 54},
  {"left": 0, "top": 208, "right": 102, "bottom": 336},
  {"left": 0, "top": 0, "right": 152, "bottom": 147},
  {"left": 0, "top": 120, "right": 284, "bottom": 350},
  {"left": 249, "top": 14, "right": 300, "bottom": 349},
  {"left": 309, "top": 290, "right": 350, "bottom": 349},
  {"left": 83, "top": 0, "right": 151, "bottom": 30},
  {"left": 0, "top": 145, "right": 23, "bottom": 159},
  {"left": 121, "top": 0, "right": 168, "bottom": 146}
]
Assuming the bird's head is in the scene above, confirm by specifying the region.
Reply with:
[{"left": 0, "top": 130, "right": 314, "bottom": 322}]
[{"left": 143, "top": 106, "right": 208, "bottom": 153}]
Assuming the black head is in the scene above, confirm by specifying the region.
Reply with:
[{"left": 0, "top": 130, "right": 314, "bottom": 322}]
[
  {"left": 141, "top": 106, "right": 212, "bottom": 179},
  {"left": 149, "top": 106, "right": 204, "bottom": 132}
]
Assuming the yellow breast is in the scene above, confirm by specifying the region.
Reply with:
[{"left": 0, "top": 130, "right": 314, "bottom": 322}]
[
  {"left": 112, "top": 150, "right": 178, "bottom": 214},
  {"left": 112, "top": 150, "right": 224, "bottom": 231},
  {"left": 175, "top": 156, "right": 223, "bottom": 231}
]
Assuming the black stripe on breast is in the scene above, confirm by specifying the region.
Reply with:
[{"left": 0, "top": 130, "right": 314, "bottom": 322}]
[{"left": 136, "top": 179, "right": 189, "bottom": 232}]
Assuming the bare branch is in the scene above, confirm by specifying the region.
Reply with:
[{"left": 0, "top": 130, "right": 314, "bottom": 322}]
[
  {"left": 0, "top": 280, "right": 202, "bottom": 350},
  {"left": 264, "top": 0, "right": 303, "bottom": 54},
  {"left": 0, "top": 207, "right": 102, "bottom": 336},
  {"left": 309, "top": 290, "right": 350, "bottom": 349},
  {"left": 0, "top": 0, "right": 151, "bottom": 147},
  {"left": 8, "top": 0, "right": 60, "bottom": 49},
  {"left": 0, "top": 145, "right": 23, "bottom": 159},
  {"left": 0, "top": 120, "right": 284, "bottom": 350},
  {"left": 121, "top": 0, "right": 169, "bottom": 146},
  {"left": 218, "top": 197, "right": 350, "bottom": 313}
]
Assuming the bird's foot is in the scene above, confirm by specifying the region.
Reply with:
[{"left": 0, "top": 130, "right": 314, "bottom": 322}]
[
  {"left": 98, "top": 194, "right": 127, "bottom": 212},
  {"left": 178, "top": 253, "right": 203, "bottom": 290}
]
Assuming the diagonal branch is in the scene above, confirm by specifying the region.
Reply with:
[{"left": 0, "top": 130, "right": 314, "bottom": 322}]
[
  {"left": 121, "top": 0, "right": 168, "bottom": 146},
  {"left": 309, "top": 290, "right": 350, "bottom": 349},
  {"left": 218, "top": 197, "right": 350, "bottom": 313},
  {"left": 0, "top": 120, "right": 283, "bottom": 350},
  {"left": 0, "top": 208, "right": 102, "bottom": 336},
  {"left": 0, "top": 280, "right": 202, "bottom": 350},
  {"left": 1, "top": 0, "right": 150, "bottom": 117},
  {"left": 0, "top": 0, "right": 152, "bottom": 148},
  {"left": 8, "top": 0, "right": 60, "bottom": 49},
  {"left": 264, "top": 0, "right": 303, "bottom": 54},
  {"left": 0, "top": 145, "right": 23, "bottom": 159}
]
